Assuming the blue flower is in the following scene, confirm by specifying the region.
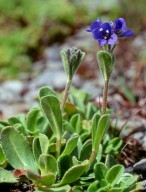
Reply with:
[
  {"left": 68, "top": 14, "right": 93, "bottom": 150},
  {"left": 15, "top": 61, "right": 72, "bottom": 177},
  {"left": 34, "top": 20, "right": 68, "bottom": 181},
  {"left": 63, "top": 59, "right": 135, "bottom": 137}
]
[
  {"left": 86, "top": 18, "right": 102, "bottom": 33},
  {"left": 87, "top": 19, "right": 117, "bottom": 46},
  {"left": 112, "top": 18, "right": 134, "bottom": 37}
]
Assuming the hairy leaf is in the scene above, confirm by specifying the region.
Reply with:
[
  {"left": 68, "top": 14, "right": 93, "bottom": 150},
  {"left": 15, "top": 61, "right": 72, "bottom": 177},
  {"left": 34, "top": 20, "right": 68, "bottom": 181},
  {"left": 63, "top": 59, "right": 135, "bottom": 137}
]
[
  {"left": 0, "top": 168, "right": 17, "bottom": 183},
  {"left": 1, "top": 127, "right": 38, "bottom": 173},
  {"left": 105, "top": 165, "right": 124, "bottom": 187},
  {"left": 40, "top": 95, "right": 62, "bottom": 137}
]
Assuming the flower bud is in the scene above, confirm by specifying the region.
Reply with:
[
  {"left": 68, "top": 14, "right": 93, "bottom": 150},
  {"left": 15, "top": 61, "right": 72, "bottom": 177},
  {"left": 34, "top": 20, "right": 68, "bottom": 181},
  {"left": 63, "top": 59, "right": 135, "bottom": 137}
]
[{"left": 61, "top": 47, "right": 85, "bottom": 81}]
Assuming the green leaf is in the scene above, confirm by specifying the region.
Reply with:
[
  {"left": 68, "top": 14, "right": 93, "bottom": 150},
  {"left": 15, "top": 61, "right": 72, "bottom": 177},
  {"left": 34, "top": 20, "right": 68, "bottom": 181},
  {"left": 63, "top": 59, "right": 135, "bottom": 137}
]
[
  {"left": 86, "top": 102, "right": 99, "bottom": 120},
  {"left": 70, "top": 114, "right": 81, "bottom": 134},
  {"left": 40, "top": 95, "right": 62, "bottom": 137},
  {"left": 80, "top": 129, "right": 90, "bottom": 142},
  {"left": 39, "top": 133, "right": 49, "bottom": 154},
  {"left": 0, "top": 145, "right": 6, "bottom": 166},
  {"left": 80, "top": 139, "right": 92, "bottom": 161},
  {"left": 105, "top": 154, "right": 117, "bottom": 169},
  {"left": 39, "top": 154, "right": 57, "bottom": 175},
  {"left": 47, "top": 185, "right": 71, "bottom": 192},
  {"left": 39, "top": 86, "right": 58, "bottom": 98},
  {"left": 26, "top": 107, "right": 40, "bottom": 133},
  {"left": 69, "top": 87, "right": 90, "bottom": 111},
  {"left": 61, "top": 135, "right": 79, "bottom": 157},
  {"left": 94, "top": 162, "right": 108, "bottom": 181},
  {"left": 104, "top": 137, "right": 123, "bottom": 154},
  {"left": 108, "top": 188, "right": 123, "bottom": 192},
  {"left": 27, "top": 170, "right": 55, "bottom": 187},
  {"left": 64, "top": 102, "right": 78, "bottom": 118},
  {"left": 58, "top": 160, "right": 89, "bottom": 186},
  {"left": 8, "top": 115, "right": 27, "bottom": 135},
  {"left": 128, "top": 181, "right": 146, "bottom": 191},
  {"left": 119, "top": 173, "right": 136, "bottom": 186},
  {"left": 36, "top": 116, "right": 49, "bottom": 134},
  {"left": 37, "top": 173, "right": 56, "bottom": 186},
  {"left": 93, "top": 114, "right": 109, "bottom": 152},
  {"left": 97, "top": 51, "right": 113, "bottom": 81},
  {"left": 87, "top": 181, "right": 99, "bottom": 192},
  {"left": 92, "top": 113, "right": 101, "bottom": 148},
  {"left": 105, "top": 165, "right": 124, "bottom": 187},
  {"left": 58, "top": 155, "right": 72, "bottom": 179},
  {"left": 33, "top": 137, "right": 42, "bottom": 164},
  {"left": 0, "top": 120, "right": 9, "bottom": 130},
  {"left": 8, "top": 116, "right": 21, "bottom": 126},
  {"left": 63, "top": 121, "right": 74, "bottom": 133},
  {"left": 33, "top": 134, "right": 49, "bottom": 164},
  {"left": 1, "top": 127, "right": 38, "bottom": 173},
  {"left": 0, "top": 168, "right": 17, "bottom": 183},
  {"left": 97, "top": 179, "right": 110, "bottom": 192}
]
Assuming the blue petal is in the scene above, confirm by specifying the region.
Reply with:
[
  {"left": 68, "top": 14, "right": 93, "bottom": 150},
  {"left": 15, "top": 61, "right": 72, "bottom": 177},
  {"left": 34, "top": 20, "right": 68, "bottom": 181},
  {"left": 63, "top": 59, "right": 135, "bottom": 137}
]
[
  {"left": 96, "top": 18, "right": 102, "bottom": 23},
  {"left": 90, "top": 20, "right": 102, "bottom": 31},
  {"left": 98, "top": 39, "right": 107, "bottom": 46},
  {"left": 101, "top": 22, "right": 112, "bottom": 34},
  {"left": 92, "top": 29, "right": 102, "bottom": 40},
  {"left": 108, "top": 33, "right": 118, "bottom": 44},
  {"left": 113, "top": 18, "right": 126, "bottom": 31},
  {"left": 120, "top": 29, "right": 134, "bottom": 37}
]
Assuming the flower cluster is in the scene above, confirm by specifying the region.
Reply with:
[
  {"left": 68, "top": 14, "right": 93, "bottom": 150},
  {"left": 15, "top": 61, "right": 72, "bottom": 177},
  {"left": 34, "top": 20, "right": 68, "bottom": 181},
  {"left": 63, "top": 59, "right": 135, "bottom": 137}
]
[{"left": 87, "top": 18, "right": 134, "bottom": 46}]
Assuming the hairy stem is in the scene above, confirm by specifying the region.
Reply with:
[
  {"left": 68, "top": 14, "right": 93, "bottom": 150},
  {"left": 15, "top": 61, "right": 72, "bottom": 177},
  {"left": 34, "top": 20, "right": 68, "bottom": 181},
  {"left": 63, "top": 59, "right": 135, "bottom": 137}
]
[
  {"left": 101, "top": 80, "right": 109, "bottom": 115},
  {"left": 61, "top": 79, "right": 72, "bottom": 112}
]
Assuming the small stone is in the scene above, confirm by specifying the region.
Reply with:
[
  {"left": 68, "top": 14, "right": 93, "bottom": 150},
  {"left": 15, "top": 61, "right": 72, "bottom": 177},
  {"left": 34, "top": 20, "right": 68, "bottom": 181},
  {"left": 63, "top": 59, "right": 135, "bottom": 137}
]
[
  {"left": 133, "top": 159, "right": 146, "bottom": 177},
  {"left": 44, "top": 45, "right": 61, "bottom": 61},
  {"left": 0, "top": 80, "right": 24, "bottom": 103},
  {"left": 2, "top": 80, "right": 24, "bottom": 93}
]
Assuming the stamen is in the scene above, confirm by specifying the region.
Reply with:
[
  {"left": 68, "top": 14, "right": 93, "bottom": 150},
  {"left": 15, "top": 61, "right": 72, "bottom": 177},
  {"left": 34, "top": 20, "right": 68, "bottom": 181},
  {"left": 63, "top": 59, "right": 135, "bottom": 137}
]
[
  {"left": 106, "top": 30, "right": 109, "bottom": 33},
  {"left": 99, "top": 28, "right": 103, "bottom": 31}
]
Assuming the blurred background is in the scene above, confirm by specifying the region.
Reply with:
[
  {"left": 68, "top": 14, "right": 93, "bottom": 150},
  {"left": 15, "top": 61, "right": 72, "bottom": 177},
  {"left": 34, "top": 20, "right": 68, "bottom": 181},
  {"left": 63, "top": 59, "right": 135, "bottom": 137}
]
[{"left": 0, "top": 0, "right": 145, "bottom": 131}]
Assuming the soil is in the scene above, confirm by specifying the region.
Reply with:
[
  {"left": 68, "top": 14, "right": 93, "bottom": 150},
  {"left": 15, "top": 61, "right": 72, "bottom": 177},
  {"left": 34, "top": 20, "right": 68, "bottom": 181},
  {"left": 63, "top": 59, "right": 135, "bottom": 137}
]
[{"left": 0, "top": 182, "right": 35, "bottom": 192}]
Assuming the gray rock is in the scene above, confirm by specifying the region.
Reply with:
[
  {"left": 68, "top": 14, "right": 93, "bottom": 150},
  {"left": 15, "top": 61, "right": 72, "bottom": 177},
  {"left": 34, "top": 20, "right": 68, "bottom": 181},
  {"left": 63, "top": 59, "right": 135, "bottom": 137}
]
[
  {"left": 2, "top": 80, "right": 24, "bottom": 93},
  {"left": 44, "top": 45, "right": 61, "bottom": 61},
  {"left": 0, "top": 80, "right": 24, "bottom": 103},
  {"left": 133, "top": 159, "right": 146, "bottom": 177},
  {"left": 46, "top": 61, "right": 63, "bottom": 71}
]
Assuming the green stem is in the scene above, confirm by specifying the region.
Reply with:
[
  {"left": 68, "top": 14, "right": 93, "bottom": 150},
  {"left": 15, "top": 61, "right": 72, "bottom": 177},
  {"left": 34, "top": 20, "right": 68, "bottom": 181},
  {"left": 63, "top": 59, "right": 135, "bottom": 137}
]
[
  {"left": 101, "top": 80, "right": 109, "bottom": 115},
  {"left": 89, "top": 150, "right": 96, "bottom": 165},
  {"left": 56, "top": 137, "right": 61, "bottom": 158},
  {"left": 61, "top": 79, "right": 72, "bottom": 112}
]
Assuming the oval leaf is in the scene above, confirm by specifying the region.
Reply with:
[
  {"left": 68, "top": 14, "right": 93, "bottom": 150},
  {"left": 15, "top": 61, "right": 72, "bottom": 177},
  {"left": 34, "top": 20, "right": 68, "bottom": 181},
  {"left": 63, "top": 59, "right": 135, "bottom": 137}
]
[
  {"left": 0, "top": 168, "right": 17, "bottom": 183},
  {"left": 87, "top": 181, "right": 99, "bottom": 192},
  {"left": 40, "top": 95, "right": 62, "bottom": 137},
  {"left": 37, "top": 173, "right": 56, "bottom": 187},
  {"left": 91, "top": 113, "right": 101, "bottom": 148},
  {"left": 58, "top": 160, "right": 89, "bottom": 186},
  {"left": 105, "top": 165, "right": 124, "bottom": 187},
  {"left": 1, "top": 127, "right": 38, "bottom": 173},
  {"left": 33, "top": 137, "right": 42, "bottom": 164},
  {"left": 47, "top": 185, "right": 71, "bottom": 192},
  {"left": 70, "top": 114, "right": 81, "bottom": 134},
  {"left": 61, "top": 135, "right": 79, "bottom": 157},
  {"left": 97, "top": 51, "right": 113, "bottom": 81},
  {"left": 39, "top": 154, "right": 57, "bottom": 175},
  {"left": 93, "top": 114, "right": 109, "bottom": 152},
  {"left": 94, "top": 162, "right": 108, "bottom": 181},
  {"left": 26, "top": 108, "right": 40, "bottom": 133},
  {"left": 39, "top": 86, "right": 58, "bottom": 98}
]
